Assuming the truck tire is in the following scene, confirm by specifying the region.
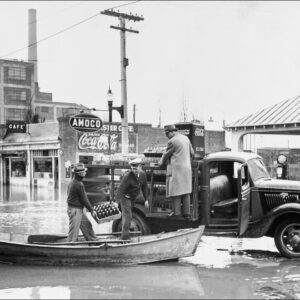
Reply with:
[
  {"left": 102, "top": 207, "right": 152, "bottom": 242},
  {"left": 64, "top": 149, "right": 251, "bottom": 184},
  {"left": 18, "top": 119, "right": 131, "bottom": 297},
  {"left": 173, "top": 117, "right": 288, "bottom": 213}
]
[
  {"left": 274, "top": 218, "right": 300, "bottom": 258},
  {"left": 112, "top": 211, "right": 151, "bottom": 235}
]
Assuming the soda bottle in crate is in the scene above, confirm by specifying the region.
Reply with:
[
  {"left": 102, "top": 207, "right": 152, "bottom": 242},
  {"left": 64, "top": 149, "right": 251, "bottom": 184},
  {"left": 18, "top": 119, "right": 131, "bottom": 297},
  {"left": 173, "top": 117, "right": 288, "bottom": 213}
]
[{"left": 93, "top": 201, "right": 121, "bottom": 224}]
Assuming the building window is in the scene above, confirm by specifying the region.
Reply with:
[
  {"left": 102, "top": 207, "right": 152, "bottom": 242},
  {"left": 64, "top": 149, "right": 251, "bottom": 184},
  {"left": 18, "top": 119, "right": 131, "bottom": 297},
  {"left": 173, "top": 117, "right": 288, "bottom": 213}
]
[
  {"left": 5, "top": 108, "right": 27, "bottom": 121},
  {"left": 6, "top": 89, "right": 27, "bottom": 101},
  {"left": 11, "top": 158, "right": 26, "bottom": 177},
  {"left": 8, "top": 66, "right": 26, "bottom": 80},
  {"left": 41, "top": 107, "right": 49, "bottom": 113},
  {"left": 33, "top": 157, "right": 53, "bottom": 179}
]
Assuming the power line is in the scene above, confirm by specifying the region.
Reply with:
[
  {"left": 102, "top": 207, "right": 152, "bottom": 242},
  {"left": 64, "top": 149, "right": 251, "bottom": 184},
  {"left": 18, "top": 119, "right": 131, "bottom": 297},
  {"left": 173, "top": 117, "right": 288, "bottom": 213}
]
[
  {"left": 110, "top": 1, "right": 141, "bottom": 10},
  {"left": 28, "top": 1, "right": 85, "bottom": 26},
  {"left": 28, "top": 1, "right": 139, "bottom": 27},
  {"left": 0, "top": 1, "right": 141, "bottom": 59},
  {"left": 0, "top": 12, "right": 100, "bottom": 59}
]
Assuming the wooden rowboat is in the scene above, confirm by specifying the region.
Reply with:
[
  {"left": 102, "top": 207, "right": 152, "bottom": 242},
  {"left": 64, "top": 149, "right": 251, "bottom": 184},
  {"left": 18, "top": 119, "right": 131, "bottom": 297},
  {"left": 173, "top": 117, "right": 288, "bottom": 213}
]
[{"left": 0, "top": 226, "right": 204, "bottom": 265}]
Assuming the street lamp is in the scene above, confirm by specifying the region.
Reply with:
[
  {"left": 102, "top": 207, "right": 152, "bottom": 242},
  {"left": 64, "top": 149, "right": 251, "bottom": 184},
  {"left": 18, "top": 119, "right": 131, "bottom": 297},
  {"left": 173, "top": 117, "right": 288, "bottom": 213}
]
[
  {"left": 107, "top": 87, "right": 114, "bottom": 123},
  {"left": 107, "top": 86, "right": 124, "bottom": 154},
  {"left": 107, "top": 87, "right": 114, "bottom": 155}
]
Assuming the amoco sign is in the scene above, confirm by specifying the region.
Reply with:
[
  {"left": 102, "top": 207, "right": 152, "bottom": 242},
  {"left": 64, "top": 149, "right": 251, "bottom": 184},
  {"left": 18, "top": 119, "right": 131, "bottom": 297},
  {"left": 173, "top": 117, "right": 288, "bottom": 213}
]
[{"left": 69, "top": 113, "right": 102, "bottom": 132}]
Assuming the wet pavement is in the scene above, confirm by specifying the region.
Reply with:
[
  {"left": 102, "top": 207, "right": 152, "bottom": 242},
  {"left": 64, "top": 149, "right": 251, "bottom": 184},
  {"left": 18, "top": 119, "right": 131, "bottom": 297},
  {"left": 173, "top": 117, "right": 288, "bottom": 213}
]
[{"left": 1, "top": 184, "right": 300, "bottom": 299}]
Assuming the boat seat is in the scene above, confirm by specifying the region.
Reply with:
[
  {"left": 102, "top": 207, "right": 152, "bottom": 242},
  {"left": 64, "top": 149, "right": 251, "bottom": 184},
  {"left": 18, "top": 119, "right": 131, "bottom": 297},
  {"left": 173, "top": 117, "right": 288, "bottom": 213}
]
[{"left": 210, "top": 174, "right": 237, "bottom": 216}]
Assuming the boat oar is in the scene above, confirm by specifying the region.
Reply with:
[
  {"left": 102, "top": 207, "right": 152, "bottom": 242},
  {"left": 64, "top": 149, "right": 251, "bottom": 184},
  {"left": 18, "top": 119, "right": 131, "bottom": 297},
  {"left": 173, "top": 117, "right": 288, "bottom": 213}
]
[{"left": 32, "top": 239, "right": 131, "bottom": 246}]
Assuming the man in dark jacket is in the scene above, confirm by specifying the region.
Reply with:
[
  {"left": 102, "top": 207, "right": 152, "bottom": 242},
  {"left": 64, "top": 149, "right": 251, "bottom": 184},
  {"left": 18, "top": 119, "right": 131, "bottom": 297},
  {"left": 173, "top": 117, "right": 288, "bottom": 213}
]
[
  {"left": 67, "top": 163, "right": 99, "bottom": 242},
  {"left": 116, "top": 158, "right": 148, "bottom": 240}
]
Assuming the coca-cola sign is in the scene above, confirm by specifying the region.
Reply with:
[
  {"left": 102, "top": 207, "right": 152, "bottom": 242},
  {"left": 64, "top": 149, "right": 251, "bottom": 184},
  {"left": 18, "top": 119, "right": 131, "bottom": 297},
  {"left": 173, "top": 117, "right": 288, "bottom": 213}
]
[
  {"left": 69, "top": 113, "right": 102, "bottom": 132},
  {"left": 78, "top": 132, "right": 136, "bottom": 154}
]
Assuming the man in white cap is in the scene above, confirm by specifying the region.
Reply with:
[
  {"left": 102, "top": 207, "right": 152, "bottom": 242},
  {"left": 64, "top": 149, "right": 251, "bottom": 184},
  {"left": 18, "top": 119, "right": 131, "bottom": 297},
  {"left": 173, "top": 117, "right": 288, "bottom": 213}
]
[
  {"left": 66, "top": 162, "right": 99, "bottom": 242},
  {"left": 159, "top": 124, "right": 194, "bottom": 219},
  {"left": 116, "top": 158, "right": 148, "bottom": 240}
]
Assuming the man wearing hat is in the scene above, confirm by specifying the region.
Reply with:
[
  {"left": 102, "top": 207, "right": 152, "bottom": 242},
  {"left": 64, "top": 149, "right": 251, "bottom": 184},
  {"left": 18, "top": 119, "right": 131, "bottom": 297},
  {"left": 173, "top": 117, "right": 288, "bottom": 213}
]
[
  {"left": 66, "top": 162, "right": 99, "bottom": 242},
  {"left": 116, "top": 157, "right": 148, "bottom": 240},
  {"left": 159, "top": 124, "right": 194, "bottom": 219}
]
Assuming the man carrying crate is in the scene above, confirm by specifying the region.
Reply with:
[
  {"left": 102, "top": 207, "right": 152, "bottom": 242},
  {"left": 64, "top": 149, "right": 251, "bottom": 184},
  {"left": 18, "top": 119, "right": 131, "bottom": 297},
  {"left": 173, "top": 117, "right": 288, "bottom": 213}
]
[
  {"left": 66, "top": 163, "right": 99, "bottom": 242},
  {"left": 116, "top": 158, "right": 148, "bottom": 240}
]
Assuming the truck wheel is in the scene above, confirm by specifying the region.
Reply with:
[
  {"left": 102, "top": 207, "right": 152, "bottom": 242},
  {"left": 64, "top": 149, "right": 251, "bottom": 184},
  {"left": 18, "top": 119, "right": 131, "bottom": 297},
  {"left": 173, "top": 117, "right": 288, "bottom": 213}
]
[
  {"left": 112, "top": 211, "right": 150, "bottom": 235},
  {"left": 274, "top": 218, "right": 300, "bottom": 258}
]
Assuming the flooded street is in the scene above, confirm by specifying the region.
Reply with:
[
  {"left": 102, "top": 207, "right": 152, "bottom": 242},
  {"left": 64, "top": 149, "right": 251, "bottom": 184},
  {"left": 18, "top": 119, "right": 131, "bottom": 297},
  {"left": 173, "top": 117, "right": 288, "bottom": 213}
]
[{"left": 1, "top": 185, "right": 300, "bottom": 299}]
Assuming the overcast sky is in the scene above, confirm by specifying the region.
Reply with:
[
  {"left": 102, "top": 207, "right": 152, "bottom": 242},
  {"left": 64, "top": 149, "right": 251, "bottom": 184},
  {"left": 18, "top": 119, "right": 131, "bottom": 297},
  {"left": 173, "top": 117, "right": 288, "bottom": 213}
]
[{"left": 1, "top": 1, "right": 300, "bottom": 148}]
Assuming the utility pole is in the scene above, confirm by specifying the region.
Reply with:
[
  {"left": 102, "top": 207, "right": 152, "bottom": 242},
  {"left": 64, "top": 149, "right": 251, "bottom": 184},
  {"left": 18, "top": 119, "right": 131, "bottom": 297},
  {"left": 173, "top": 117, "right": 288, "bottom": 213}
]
[
  {"left": 101, "top": 9, "right": 144, "bottom": 155},
  {"left": 133, "top": 104, "right": 136, "bottom": 124}
]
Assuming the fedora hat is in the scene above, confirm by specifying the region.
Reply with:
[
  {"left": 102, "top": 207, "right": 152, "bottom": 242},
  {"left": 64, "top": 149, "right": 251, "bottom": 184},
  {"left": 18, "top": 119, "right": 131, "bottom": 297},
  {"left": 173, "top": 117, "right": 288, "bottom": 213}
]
[
  {"left": 129, "top": 157, "right": 143, "bottom": 167},
  {"left": 72, "top": 163, "right": 87, "bottom": 173},
  {"left": 164, "top": 124, "right": 178, "bottom": 133}
]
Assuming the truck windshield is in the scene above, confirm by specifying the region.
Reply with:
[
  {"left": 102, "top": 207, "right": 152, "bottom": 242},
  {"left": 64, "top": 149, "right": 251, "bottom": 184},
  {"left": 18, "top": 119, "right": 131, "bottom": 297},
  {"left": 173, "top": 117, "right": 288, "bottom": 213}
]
[{"left": 247, "top": 158, "right": 271, "bottom": 182}]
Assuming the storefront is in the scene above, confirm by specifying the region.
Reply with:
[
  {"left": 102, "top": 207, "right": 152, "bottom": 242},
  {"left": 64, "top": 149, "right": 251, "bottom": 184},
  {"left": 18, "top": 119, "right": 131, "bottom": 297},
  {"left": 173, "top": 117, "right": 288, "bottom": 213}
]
[{"left": 0, "top": 122, "right": 62, "bottom": 188}]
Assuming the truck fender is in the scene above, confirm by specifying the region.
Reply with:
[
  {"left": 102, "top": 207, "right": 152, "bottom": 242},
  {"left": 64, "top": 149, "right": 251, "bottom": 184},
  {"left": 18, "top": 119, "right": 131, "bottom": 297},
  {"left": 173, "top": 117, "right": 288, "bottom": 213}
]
[
  {"left": 242, "top": 203, "right": 300, "bottom": 238},
  {"left": 132, "top": 203, "right": 147, "bottom": 216},
  {"left": 272, "top": 202, "right": 300, "bottom": 216}
]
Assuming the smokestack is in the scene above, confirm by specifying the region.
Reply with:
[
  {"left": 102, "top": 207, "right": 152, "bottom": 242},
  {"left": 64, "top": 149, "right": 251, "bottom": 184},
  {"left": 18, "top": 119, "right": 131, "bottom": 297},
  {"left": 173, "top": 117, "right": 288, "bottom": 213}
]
[{"left": 28, "top": 8, "right": 38, "bottom": 83}]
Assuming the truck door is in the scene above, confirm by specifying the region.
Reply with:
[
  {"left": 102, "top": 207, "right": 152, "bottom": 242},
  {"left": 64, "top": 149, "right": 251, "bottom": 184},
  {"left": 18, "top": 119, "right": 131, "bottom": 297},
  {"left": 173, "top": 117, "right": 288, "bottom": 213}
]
[
  {"left": 199, "top": 160, "right": 210, "bottom": 225},
  {"left": 237, "top": 163, "right": 250, "bottom": 236}
]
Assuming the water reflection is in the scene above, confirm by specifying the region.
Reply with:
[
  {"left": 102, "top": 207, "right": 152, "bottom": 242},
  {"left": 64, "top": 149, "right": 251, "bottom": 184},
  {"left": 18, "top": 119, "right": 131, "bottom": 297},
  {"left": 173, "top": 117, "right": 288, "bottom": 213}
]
[
  {"left": 2, "top": 260, "right": 300, "bottom": 299},
  {"left": 0, "top": 184, "right": 68, "bottom": 235},
  {"left": 0, "top": 264, "right": 204, "bottom": 299},
  {"left": 1, "top": 184, "right": 64, "bottom": 203}
]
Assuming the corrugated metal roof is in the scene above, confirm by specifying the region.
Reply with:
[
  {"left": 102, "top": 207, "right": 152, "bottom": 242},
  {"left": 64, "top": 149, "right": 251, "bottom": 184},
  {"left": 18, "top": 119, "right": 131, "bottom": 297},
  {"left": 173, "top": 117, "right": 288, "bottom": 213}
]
[{"left": 224, "top": 95, "right": 300, "bottom": 129}]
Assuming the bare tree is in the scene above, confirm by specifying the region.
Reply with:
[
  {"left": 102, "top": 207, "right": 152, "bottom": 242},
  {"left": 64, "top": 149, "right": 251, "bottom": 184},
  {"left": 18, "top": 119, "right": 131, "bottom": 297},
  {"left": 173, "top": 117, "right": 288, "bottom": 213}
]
[
  {"left": 157, "top": 99, "right": 162, "bottom": 128},
  {"left": 180, "top": 95, "right": 189, "bottom": 122},
  {"left": 24, "top": 92, "right": 45, "bottom": 124}
]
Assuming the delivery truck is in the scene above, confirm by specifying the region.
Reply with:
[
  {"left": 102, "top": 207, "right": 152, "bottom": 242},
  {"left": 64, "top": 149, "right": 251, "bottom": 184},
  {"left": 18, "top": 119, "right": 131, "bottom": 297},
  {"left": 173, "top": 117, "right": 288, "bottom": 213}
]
[{"left": 83, "top": 122, "right": 300, "bottom": 258}]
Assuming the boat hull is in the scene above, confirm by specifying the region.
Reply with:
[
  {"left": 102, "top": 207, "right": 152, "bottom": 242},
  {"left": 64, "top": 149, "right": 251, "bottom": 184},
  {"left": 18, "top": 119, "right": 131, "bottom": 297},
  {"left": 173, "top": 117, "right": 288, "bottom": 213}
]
[{"left": 0, "top": 227, "right": 204, "bottom": 265}]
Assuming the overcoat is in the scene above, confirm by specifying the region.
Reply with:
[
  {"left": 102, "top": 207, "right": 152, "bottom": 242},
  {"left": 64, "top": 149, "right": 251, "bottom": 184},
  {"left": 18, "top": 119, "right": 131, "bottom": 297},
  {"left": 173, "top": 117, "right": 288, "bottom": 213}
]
[{"left": 159, "top": 133, "right": 194, "bottom": 197}]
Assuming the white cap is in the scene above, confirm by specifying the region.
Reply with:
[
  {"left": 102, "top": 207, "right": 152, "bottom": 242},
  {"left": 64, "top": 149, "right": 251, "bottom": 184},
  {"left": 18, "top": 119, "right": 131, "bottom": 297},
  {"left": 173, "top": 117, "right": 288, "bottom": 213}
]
[{"left": 129, "top": 157, "right": 143, "bottom": 166}]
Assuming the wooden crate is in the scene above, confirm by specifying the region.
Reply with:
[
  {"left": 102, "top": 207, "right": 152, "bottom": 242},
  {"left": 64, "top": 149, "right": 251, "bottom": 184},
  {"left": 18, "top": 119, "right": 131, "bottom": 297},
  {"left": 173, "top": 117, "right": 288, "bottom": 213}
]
[{"left": 94, "top": 213, "right": 122, "bottom": 224}]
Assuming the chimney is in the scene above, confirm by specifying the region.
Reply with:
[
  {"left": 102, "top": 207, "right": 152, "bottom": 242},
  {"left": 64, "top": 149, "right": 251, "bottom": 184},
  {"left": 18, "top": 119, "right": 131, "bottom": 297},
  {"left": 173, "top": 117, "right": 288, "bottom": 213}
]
[{"left": 28, "top": 8, "right": 38, "bottom": 83}]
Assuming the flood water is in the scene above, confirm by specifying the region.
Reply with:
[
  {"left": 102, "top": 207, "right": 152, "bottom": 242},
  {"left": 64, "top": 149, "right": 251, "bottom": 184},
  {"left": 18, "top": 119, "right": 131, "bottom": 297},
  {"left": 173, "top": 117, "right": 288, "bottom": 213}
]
[{"left": 1, "top": 184, "right": 300, "bottom": 299}]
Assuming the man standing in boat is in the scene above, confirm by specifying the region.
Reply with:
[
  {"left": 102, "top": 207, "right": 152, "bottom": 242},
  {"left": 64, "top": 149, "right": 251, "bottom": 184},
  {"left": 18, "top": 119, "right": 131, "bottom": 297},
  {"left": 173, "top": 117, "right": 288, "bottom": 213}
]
[
  {"left": 66, "top": 163, "right": 99, "bottom": 242},
  {"left": 116, "top": 158, "right": 148, "bottom": 240}
]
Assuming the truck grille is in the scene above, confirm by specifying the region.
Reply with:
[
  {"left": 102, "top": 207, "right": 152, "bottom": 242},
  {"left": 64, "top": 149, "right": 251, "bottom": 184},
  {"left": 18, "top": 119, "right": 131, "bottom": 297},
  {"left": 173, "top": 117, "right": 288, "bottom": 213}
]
[{"left": 264, "top": 193, "right": 299, "bottom": 210}]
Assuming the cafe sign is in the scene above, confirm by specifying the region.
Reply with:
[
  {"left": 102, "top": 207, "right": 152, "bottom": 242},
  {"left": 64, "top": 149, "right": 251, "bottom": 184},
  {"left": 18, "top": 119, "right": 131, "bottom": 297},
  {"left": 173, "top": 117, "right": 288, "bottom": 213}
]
[
  {"left": 6, "top": 120, "right": 26, "bottom": 133},
  {"left": 69, "top": 113, "right": 102, "bottom": 133}
]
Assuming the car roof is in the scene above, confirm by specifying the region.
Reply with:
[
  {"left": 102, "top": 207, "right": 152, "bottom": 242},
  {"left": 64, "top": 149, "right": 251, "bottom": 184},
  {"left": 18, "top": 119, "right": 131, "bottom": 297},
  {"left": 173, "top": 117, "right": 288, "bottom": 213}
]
[{"left": 205, "top": 151, "right": 261, "bottom": 163}]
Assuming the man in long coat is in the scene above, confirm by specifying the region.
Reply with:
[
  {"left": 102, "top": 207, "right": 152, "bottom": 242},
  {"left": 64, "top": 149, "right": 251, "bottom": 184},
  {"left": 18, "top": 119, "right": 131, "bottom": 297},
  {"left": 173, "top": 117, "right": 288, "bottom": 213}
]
[{"left": 158, "top": 124, "right": 194, "bottom": 219}]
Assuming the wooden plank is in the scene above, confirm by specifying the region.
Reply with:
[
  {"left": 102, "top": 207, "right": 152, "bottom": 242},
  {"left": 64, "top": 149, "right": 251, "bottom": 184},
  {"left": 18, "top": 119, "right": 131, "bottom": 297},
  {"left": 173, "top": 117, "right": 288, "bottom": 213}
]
[
  {"left": 27, "top": 231, "right": 142, "bottom": 244},
  {"left": 33, "top": 239, "right": 131, "bottom": 246}
]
